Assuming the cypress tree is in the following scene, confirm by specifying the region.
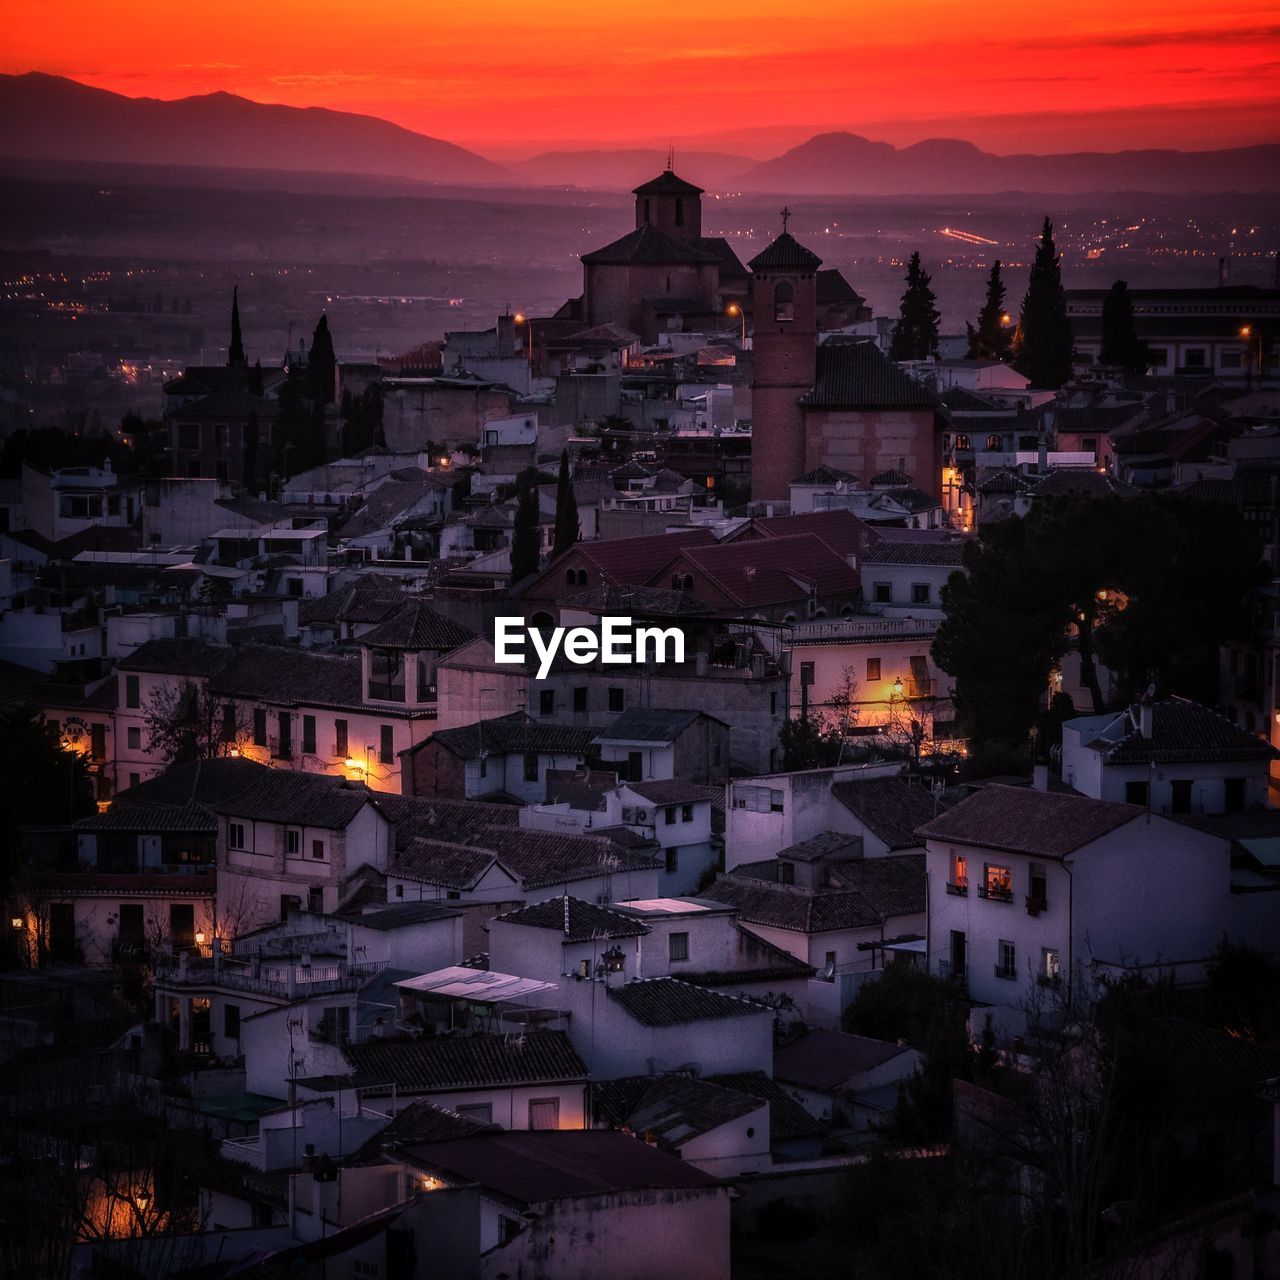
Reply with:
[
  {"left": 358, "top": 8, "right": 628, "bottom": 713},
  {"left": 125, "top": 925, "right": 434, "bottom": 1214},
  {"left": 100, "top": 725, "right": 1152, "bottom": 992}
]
[
  {"left": 1011, "top": 217, "right": 1074, "bottom": 388},
  {"left": 308, "top": 314, "right": 337, "bottom": 405},
  {"left": 552, "top": 450, "right": 580, "bottom": 558},
  {"left": 1099, "top": 280, "right": 1149, "bottom": 373},
  {"left": 510, "top": 485, "right": 541, "bottom": 584},
  {"left": 889, "top": 252, "right": 941, "bottom": 361},
  {"left": 966, "top": 260, "right": 1012, "bottom": 361},
  {"left": 228, "top": 285, "right": 246, "bottom": 366}
]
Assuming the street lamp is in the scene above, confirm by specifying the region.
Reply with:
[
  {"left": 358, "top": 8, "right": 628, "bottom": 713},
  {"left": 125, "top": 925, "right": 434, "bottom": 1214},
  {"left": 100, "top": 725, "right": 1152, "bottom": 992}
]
[
  {"left": 1239, "top": 325, "right": 1259, "bottom": 388},
  {"left": 726, "top": 303, "right": 747, "bottom": 347}
]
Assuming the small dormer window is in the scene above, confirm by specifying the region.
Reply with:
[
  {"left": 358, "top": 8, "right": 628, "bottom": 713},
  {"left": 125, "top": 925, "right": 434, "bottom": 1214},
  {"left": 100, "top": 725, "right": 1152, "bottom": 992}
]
[{"left": 775, "top": 281, "right": 795, "bottom": 322}]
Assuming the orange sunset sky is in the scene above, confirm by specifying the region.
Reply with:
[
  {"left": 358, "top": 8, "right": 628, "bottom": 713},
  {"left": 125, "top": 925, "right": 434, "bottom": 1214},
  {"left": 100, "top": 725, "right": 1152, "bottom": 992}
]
[{"left": 7, "top": 0, "right": 1280, "bottom": 156}]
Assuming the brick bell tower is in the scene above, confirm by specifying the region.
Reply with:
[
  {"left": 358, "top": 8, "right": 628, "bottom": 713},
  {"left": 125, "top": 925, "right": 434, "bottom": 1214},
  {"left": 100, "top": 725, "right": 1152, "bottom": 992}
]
[{"left": 748, "top": 213, "right": 822, "bottom": 503}]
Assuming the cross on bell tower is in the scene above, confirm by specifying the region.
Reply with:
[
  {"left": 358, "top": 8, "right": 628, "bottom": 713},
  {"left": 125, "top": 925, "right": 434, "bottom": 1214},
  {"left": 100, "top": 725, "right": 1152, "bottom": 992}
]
[{"left": 780, "top": 206, "right": 792, "bottom": 233}]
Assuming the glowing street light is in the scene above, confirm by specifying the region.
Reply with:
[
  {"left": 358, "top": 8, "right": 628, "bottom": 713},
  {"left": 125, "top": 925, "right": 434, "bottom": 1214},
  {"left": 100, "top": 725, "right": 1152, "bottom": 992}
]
[{"left": 726, "top": 303, "right": 747, "bottom": 346}]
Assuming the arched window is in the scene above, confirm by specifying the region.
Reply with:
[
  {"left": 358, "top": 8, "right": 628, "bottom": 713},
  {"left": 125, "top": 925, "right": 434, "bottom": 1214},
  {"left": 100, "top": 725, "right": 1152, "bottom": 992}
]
[
  {"left": 954, "top": 434, "right": 971, "bottom": 451},
  {"left": 774, "top": 281, "right": 795, "bottom": 322},
  {"left": 986, "top": 434, "right": 1002, "bottom": 451}
]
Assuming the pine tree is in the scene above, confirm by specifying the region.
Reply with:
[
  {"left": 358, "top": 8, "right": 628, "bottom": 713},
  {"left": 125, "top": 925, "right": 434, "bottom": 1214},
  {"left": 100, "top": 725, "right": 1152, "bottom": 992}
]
[
  {"left": 889, "top": 252, "right": 941, "bottom": 361},
  {"left": 228, "top": 285, "right": 245, "bottom": 366},
  {"left": 307, "top": 314, "right": 337, "bottom": 405},
  {"left": 510, "top": 485, "right": 541, "bottom": 584},
  {"left": 1099, "top": 280, "right": 1149, "bottom": 373},
  {"left": 966, "top": 260, "right": 1012, "bottom": 361},
  {"left": 552, "top": 450, "right": 580, "bottom": 558},
  {"left": 1011, "top": 217, "right": 1074, "bottom": 388}
]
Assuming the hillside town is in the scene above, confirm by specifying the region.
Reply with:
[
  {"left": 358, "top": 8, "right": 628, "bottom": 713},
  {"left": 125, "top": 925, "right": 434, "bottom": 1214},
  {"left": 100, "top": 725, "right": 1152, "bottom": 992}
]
[{"left": 2, "top": 170, "right": 1280, "bottom": 1280}]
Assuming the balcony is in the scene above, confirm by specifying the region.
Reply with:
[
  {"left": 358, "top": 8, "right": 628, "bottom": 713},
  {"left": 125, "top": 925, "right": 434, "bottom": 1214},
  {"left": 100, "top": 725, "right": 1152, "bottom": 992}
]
[
  {"left": 977, "top": 885, "right": 1014, "bottom": 904},
  {"left": 945, "top": 881, "right": 968, "bottom": 896}
]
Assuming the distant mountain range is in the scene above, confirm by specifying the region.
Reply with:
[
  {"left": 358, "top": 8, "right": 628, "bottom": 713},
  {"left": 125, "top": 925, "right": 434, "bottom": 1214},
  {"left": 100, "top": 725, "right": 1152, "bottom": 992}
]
[
  {"left": 0, "top": 73, "right": 511, "bottom": 186},
  {"left": 735, "top": 131, "right": 1280, "bottom": 195},
  {"left": 2, "top": 74, "right": 1277, "bottom": 196}
]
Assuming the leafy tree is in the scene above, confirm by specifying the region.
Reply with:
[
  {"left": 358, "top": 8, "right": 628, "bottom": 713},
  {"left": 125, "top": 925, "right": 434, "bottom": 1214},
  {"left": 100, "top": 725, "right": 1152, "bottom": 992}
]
[
  {"left": 889, "top": 251, "right": 941, "bottom": 361},
  {"left": 509, "top": 484, "right": 542, "bottom": 584},
  {"left": 1099, "top": 280, "right": 1149, "bottom": 373},
  {"left": 778, "top": 711, "right": 844, "bottom": 771},
  {"left": 228, "top": 284, "right": 245, "bottom": 366},
  {"left": 965, "top": 260, "right": 1012, "bottom": 361},
  {"left": 307, "top": 314, "right": 337, "bottom": 405},
  {"left": 0, "top": 708, "right": 94, "bottom": 888},
  {"left": 1011, "top": 217, "right": 1074, "bottom": 388},
  {"left": 142, "top": 683, "right": 251, "bottom": 767},
  {"left": 552, "top": 450, "right": 580, "bottom": 558}
]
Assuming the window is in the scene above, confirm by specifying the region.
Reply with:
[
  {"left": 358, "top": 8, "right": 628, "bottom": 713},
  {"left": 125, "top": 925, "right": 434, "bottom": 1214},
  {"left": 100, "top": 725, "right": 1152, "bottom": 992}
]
[
  {"left": 1041, "top": 948, "right": 1061, "bottom": 984},
  {"left": 669, "top": 932, "right": 689, "bottom": 962},
  {"left": 539, "top": 689, "right": 554, "bottom": 716},
  {"left": 996, "top": 939, "right": 1016, "bottom": 980},
  {"left": 573, "top": 687, "right": 587, "bottom": 713},
  {"left": 731, "top": 785, "right": 784, "bottom": 813},
  {"left": 1125, "top": 779, "right": 1149, "bottom": 807},
  {"left": 178, "top": 423, "right": 200, "bottom": 450},
  {"left": 627, "top": 750, "right": 643, "bottom": 780},
  {"left": 1029, "top": 862, "right": 1047, "bottom": 909},
  {"left": 224, "top": 1004, "right": 241, "bottom": 1039},
  {"left": 954, "top": 434, "right": 971, "bottom": 451},
  {"left": 286, "top": 829, "right": 300, "bottom": 855},
  {"left": 1224, "top": 777, "right": 1245, "bottom": 814},
  {"left": 286, "top": 578, "right": 303, "bottom": 598},
  {"left": 779, "top": 861, "right": 795, "bottom": 884},
  {"left": 369, "top": 648, "right": 406, "bottom": 702},
  {"left": 312, "top": 840, "right": 325, "bottom": 861},
  {"left": 981, "top": 864, "right": 1013, "bottom": 902},
  {"left": 456, "top": 1103, "right": 492, "bottom": 1123},
  {"left": 479, "top": 754, "right": 488, "bottom": 779},
  {"left": 986, "top": 434, "right": 1002, "bottom": 451},
  {"left": 682, "top": 804, "right": 693, "bottom": 822},
  {"left": 523, "top": 752, "right": 539, "bottom": 784},
  {"left": 1170, "top": 779, "right": 1192, "bottom": 814},
  {"left": 799, "top": 661, "right": 815, "bottom": 688},
  {"left": 394, "top": 883, "right": 404, "bottom": 898},
  {"left": 380, "top": 725, "right": 394, "bottom": 765},
  {"left": 335, "top": 719, "right": 349, "bottom": 757},
  {"left": 276, "top": 712, "right": 292, "bottom": 759},
  {"left": 664, "top": 806, "right": 677, "bottom": 824},
  {"left": 1148, "top": 348, "right": 1167, "bottom": 366},
  {"left": 1184, "top": 348, "right": 1207, "bottom": 369},
  {"left": 774, "top": 280, "right": 795, "bottom": 322},
  {"left": 770, "top": 692, "right": 778, "bottom": 716},
  {"left": 253, "top": 708, "right": 267, "bottom": 747},
  {"left": 643, "top": 198, "right": 650, "bottom": 224},
  {"left": 866, "top": 658, "right": 881, "bottom": 682},
  {"left": 127, "top": 727, "right": 141, "bottom": 749},
  {"left": 228, "top": 823, "right": 246, "bottom": 850},
  {"left": 824, "top": 950, "right": 837, "bottom": 978},
  {"left": 950, "top": 930, "right": 967, "bottom": 979},
  {"left": 416, "top": 657, "right": 437, "bottom": 702},
  {"left": 674, "top": 197, "right": 684, "bottom": 227},
  {"left": 528, "top": 1098, "right": 560, "bottom": 1130},
  {"left": 302, "top": 715, "right": 316, "bottom": 755},
  {"left": 125, "top": 675, "right": 140, "bottom": 709},
  {"left": 911, "top": 583, "right": 930, "bottom": 605},
  {"left": 220, "top": 703, "right": 236, "bottom": 742},
  {"left": 665, "top": 848, "right": 679, "bottom": 873},
  {"left": 170, "top": 904, "right": 195, "bottom": 949},
  {"left": 498, "top": 1215, "right": 522, "bottom": 1245},
  {"left": 608, "top": 687, "right": 625, "bottom": 712},
  {"left": 948, "top": 852, "right": 967, "bottom": 893},
  {"left": 280, "top": 894, "right": 301, "bottom": 920},
  {"left": 91, "top": 722, "right": 106, "bottom": 760},
  {"left": 873, "top": 582, "right": 891, "bottom": 603}
]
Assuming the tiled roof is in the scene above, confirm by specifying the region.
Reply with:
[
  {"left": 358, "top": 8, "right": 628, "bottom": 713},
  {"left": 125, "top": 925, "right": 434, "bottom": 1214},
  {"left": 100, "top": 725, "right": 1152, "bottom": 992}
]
[
  {"left": 703, "top": 856, "right": 925, "bottom": 931},
  {"left": 632, "top": 171, "right": 704, "bottom": 196},
  {"left": 562, "top": 584, "right": 714, "bottom": 617},
  {"left": 775, "top": 831, "right": 862, "bottom": 862},
  {"left": 792, "top": 465, "right": 858, "bottom": 486},
  {"left": 774, "top": 1028, "right": 913, "bottom": 1091},
  {"left": 861, "top": 540, "right": 968, "bottom": 567},
  {"left": 352, "top": 1100, "right": 498, "bottom": 1161},
  {"left": 423, "top": 713, "right": 594, "bottom": 760},
  {"left": 357, "top": 601, "right": 476, "bottom": 651},
  {"left": 832, "top": 777, "right": 959, "bottom": 850},
  {"left": 625, "top": 779, "right": 714, "bottom": 806},
  {"left": 494, "top": 896, "right": 648, "bottom": 942},
  {"left": 300, "top": 575, "right": 407, "bottom": 628},
  {"left": 1087, "top": 698, "right": 1274, "bottom": 765},
  {"left": 597, "top": 708, "right": 702, "bottom": 743},
  {"left": 915, "top": 784, "right": 1142, "bottom": 858},
  {"left": 581, "top": 225, "right": 719, "bottom": 267},
  {"left": 75, "top": 801, "right": 216, "bottom": 833},
  {"left": 208, "top": 644, "right": 364, "bottom": 710},
  {"left": 680, "top": 924, "right": 816, "bottom": 985},
  {"left": 748, "top": 232, "right": 822, "bottom": 272},
  {"left": 116, "top": 757, "right": 375, "bottom": 829},
  {"left": 1030, "top": 470, "right": 1139, "bottom": 498},
  {"left": 741, "top": 509, "right": 869, "bottom": 562},
  {"left": 408, "top": 1130, "right": 718, "bottom": 1203},
  {"left": 338, "top": 902, "right": 461, "bottom": 930},
  {"left": 607, "top": 977, "right": 768, "bottom": 1026},
  {"left": 657, "top": 532, "right": 860, "bottom": 606},
  {"left": 977, "top": 469, "right": 1031, "bottom": 495},
  {"left": 805, "top": 342, "right": 938, "bottom": 411},
  {"left": 170, "top": 390, "right": 276, "bottom": 419},
  {"left": 870, "top": 468, "right": 913, "bottom": 486},
  {"left": 550, "top": 528, "right": 716, "bottom": 587},
  {"left": 816, "top": 269, "right": 866, "bottom": 307},
  {"left": 343, "top": 1030, "right": 587, "bottom": 1092},
  {"left": 708, "top": 1071, "right": 828, "bottom": 1142},
  {"left": 392, "top": 838, "right": 500, "bottom": 891},
  {"left": 376, "top": 794, "right": 520, "bottom": 848},
  {"left": 116, "top": 638, "right": 232, "bottom": 677},
  {"left": 592, "top": 1074, "right": 763, "bottom": 1149}
]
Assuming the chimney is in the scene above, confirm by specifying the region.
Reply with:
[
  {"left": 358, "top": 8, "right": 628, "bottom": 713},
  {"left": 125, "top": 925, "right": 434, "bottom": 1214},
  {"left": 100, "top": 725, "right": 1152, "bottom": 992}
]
[
  {"left": 1138, "top": 703, "right": 1153, "bottom": 740},
  {"left": 1032, "top": 763, "right": 1049, "bottom": 792}
]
